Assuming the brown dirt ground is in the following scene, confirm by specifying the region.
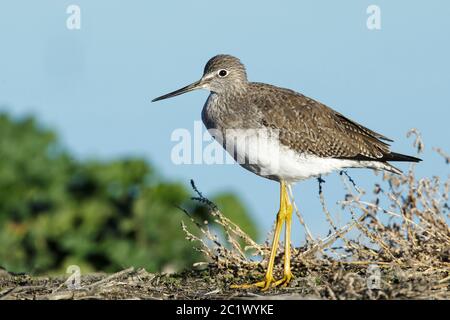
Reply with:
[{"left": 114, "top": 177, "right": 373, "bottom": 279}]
[{"left": 1, "top": 256, "right": 448, "bottom": 300}]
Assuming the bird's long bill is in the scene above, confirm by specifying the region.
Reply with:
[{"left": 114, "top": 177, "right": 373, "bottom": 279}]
[{"left": 151, "top": 79, "right": 203, "bottom": 102}]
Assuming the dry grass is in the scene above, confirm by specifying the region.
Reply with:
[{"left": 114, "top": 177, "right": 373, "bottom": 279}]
[
  {"left": 180, "top": 130, "right": 450, "bottom": 299},
  {"left": 1, "top": 130, "right": 448, "bottom": 300}
]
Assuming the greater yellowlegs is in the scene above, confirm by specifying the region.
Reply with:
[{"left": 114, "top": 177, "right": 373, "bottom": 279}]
[{"left": 152, "top": 54, "right": 421, "bottom": 290}]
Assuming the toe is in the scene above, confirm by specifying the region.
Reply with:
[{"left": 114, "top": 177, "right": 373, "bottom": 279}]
[
  {"left": 231, "top": 276, "right": 275, "bottom": 290},
  {"left": 273, "top": 273, "right": 293, "bottom": 287}
]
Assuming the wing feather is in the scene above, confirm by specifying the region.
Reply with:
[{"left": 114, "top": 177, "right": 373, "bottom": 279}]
[{"left": 252, "top": 83, "right": 393, "bottom": 160}]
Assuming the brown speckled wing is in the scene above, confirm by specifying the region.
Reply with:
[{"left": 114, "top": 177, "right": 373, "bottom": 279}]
[{"left": 251, "top": 83, "right": 393, "bottom": 160}]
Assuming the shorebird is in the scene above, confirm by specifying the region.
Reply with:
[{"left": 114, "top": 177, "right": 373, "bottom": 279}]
[{"left": 152, "top": 54, "right": 421, "bottom": 290}]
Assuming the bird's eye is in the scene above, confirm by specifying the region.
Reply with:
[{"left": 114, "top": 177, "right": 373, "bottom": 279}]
[{"left": 218, "top": 69, "right": 228, "bottom": 77}]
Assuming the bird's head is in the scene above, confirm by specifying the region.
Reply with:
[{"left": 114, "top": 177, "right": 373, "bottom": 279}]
[{"left": 152, "top": 54, "right": 248, "bottom": 102}]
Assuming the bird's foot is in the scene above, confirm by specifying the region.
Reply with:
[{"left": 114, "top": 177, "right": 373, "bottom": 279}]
[
  {"left": 273, "top": 271, "right": 293, "bottom": 287},
  {"left": 230, "top": 274, "right": 275, "bottom": 291},
  {"left": 231, "top": 273, "right": 293, "bottom": 291}
]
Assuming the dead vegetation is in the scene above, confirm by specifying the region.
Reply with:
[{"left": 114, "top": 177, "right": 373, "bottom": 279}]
[
  {"left": 180, "top": 130, "right": 449, "bottom": 299},
  {"left": 1, "top": 130, "right": 449, "bottom": 300}
]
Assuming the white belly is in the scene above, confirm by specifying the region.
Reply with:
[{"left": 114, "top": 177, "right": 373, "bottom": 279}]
[{"left": 217, "top": 129, "right": 379, "bottom": 183}]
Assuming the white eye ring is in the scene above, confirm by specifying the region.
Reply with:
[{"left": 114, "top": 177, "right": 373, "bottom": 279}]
[{"left": 218, "top": 69, "right": 228, "bottom": 77}]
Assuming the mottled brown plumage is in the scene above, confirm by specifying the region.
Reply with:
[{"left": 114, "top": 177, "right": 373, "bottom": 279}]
[
  {"left": 154, "top": 54, "right": 421, "bottom": 180},
  {"left": 152, "top": 54, "right": 422, "bottom": 290},
  {"left": 248, "top": 82, "right": 392, "bottom": 160}
]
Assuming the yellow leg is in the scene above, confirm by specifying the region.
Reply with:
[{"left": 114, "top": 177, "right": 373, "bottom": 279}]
[
  {"left": 274, "top": 189, "right": 293, "bottom": 286},
  {"left": 231, "top": 181, "right": 291, "bottom": 291}
]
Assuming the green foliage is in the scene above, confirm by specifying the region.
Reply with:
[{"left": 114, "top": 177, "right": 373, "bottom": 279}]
[{"left": 0, "top": 112, "right": 258, "bottom": 274}]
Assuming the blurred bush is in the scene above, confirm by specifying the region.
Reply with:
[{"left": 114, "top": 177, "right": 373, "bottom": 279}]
[{"left": 0, "top": 113, "right": 258, "bottom": 274}]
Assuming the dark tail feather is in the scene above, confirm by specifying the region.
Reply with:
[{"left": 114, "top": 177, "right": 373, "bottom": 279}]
[{"left": 384, "top": 152, "right": 422, "bottom": 162}]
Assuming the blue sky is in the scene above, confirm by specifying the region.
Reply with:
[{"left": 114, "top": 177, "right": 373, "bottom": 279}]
[{"left": 1, "top": 1, "right": 449, "bottom": 244}]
